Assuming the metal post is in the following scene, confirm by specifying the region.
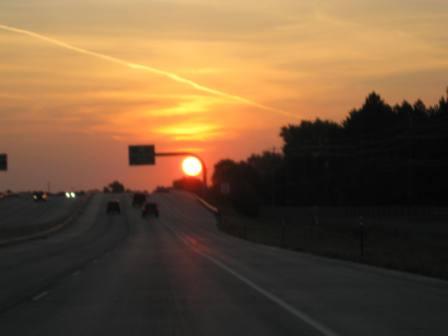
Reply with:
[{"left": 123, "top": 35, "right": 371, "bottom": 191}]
[
  {"left": 281, "top": 217, "right": 286, "bottom": 248},
  {"left": 359, "top": 215, "right": 365, "bottom": 258},
  {"left": 407, "top": 109, "right": 413, "bottom": 204},
  {"left": 155, "top": 152, "right": 207, "bottom": 188}
]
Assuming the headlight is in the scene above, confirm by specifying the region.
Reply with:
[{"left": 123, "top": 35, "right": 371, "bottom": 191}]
[
  {"left": 65, "top": 192, "right": 71, "bottom": 198},
  {"left": 70, "top": 192, "right": 76, "bottom": 198}
]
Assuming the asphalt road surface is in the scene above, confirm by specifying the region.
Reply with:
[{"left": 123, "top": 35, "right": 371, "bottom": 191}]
[
  {"left": 0, "top": 192, "right": 447, "bottom": 336},
  {"left": 0, "top": 194, "right": 83, "bottom": 234}
]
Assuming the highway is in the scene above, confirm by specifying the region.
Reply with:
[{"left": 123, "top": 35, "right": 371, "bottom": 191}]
[
  {"left": 0, "top": 194, "right": 84, "bottom": 239},
  {"left": 0, "top": 192, "right": 447, "bottom": 335}
]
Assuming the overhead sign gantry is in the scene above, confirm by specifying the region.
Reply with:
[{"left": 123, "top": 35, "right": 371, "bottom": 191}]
[{"left": 128, "top": 145, "right": 207, "bottom": 187}]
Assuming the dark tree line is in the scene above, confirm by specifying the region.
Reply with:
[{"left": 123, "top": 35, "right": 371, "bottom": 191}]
[
  {"left": 172, "top": 176, "right": 204, "bottom": 195},
  {"left": 103, "top": 180, "right": 125, "bottom": 193},
  {"left": 212, "top": 91, "right": 448, "bottom": 211}
]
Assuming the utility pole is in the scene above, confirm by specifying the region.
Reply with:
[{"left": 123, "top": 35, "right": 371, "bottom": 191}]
[
  {"left": 271, "top": 146, "right": 277, "bottom": 206},
  {"left": 407, "top": 105, "right": 414, "bottom": 205},
  {"left": 0, "top": 154, "right": 8, "bottom": 194},
  {"left": 445, "top": 86, "right": 448, "bottom": 117}
]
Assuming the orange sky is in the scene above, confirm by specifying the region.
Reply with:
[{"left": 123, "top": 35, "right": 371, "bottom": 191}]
[{"left": 1, "top": 0, "right": 447, "bottom": 191}]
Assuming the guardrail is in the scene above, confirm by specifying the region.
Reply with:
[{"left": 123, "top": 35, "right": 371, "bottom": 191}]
[{"left": 196, "top": 196, "right": 220, "bottom": 215}]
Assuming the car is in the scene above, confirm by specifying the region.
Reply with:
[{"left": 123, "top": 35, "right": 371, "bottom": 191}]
[
  {"left": 106, "top": 200, "right": 121, "bottom": 214},
  {"left": 132, "top": 193, "right": 146, "bottom": 207},
  {"left": 142, "top": 202, "right": 159, "bottom": 218},
  {"left": 65, "top": 191, "right": 77, "bottom": 199},
  {"left": 32, "top": 191, "right": 48, "bottom": 202}
]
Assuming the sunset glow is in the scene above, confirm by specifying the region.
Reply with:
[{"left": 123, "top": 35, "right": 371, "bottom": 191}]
[{"left": 0, "top": 0, "right": 447, "bottom": 190}]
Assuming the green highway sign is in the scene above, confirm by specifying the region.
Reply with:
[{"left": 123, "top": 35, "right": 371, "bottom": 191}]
[
  {"left": 129, "top": 145, "right": 156, "bottom": 166},
  {"left": 0, "top": 154, "right": 7, "bottom": 171}
]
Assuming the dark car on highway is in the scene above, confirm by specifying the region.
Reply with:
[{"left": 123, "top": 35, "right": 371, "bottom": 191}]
[
  {"left": 132, "top": 193, "right": 146, "bottom": 208},
  {"left": 106, "top": 200, "right": 121, "bottom": 214},
  {"left": 142, "top": 202, "right": 159, "bottom": 218}
]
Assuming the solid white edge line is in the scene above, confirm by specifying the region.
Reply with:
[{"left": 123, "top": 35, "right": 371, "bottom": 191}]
[{"left": 162, "top": 222, "right": 340, "bottom": 336}]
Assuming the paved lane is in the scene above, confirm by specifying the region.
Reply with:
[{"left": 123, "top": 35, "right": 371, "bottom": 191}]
[
  {"left": 158, "top": 192, "right": 448, "bottom": 336},
  {"left": 0, "top": 194, "right": 85, "bottom": 239},
  {"left": 0, "top": 191, "right": 447, "bottom": 336},
  {"left": 0, "top": 193, "right": 128, "bottom": 312}
]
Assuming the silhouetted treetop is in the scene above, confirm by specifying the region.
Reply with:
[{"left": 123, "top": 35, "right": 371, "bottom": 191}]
[
  {"left": 211, "top": 89, "right": 448, "bottom": 207},
  {"left": 247, "top": 151, "right": 283, "bottom": 179},
  {"left": 107, "top": 181, "right": 125, "bottom": 193},
  {"left": 280, "top": 119, "right": 344, "bottom": 157},
  {"left": 343, "top": 92, "right": 397, "bottom": 139}
]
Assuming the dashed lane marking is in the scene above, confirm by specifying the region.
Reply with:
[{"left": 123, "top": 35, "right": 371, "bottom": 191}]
[{"left": 32, "top": 291, "right": 48, "bottom": 302}]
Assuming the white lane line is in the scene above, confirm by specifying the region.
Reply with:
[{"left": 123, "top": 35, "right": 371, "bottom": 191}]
[
  {"left": 162, "top": 223, "right": 340, "bottom": 336},
  {"left": 32, "top": 291, "right": 49, "bottom": 302}
]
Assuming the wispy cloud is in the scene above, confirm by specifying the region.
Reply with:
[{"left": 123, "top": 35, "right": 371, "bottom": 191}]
[
  {"left": 155, "top": 122, "right": 224, "bottom": 141},
  {"left": 0, "top": 23, "right": 297, "bottom": 119}
]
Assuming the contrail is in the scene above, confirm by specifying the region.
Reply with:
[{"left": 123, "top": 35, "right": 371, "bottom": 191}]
[{"left": 0, "top": 23, "right": 297, "bottom": 119}]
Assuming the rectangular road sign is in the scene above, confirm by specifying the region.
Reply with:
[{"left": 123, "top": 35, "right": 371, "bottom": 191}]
[
  {"left": 0, "top": 154, "right": 7, "bottom": 171},
  {"left": 129, "top": 145, "right": 156, "bottom": 166}
]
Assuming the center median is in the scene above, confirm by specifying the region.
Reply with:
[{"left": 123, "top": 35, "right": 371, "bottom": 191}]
[{"left": 0, "top": 194, "right": 93, "bottom": 247}]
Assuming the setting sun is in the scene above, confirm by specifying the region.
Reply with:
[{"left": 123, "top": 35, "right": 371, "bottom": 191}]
[{"left": 182, "top": 156, "right": 202, "bottom": 177}]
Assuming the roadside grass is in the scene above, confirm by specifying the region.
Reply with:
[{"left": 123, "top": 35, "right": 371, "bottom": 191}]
[{"left": 215, "top": 206, "right": 448, "bottom": 280}]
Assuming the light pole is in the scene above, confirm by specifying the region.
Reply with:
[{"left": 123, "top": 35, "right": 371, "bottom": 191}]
[
  {"left": 128, "top": 145, "right": 207, "bottom": 190},
  {"left": 155, "top": 152, "right": 207, "bottom": 188}
]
